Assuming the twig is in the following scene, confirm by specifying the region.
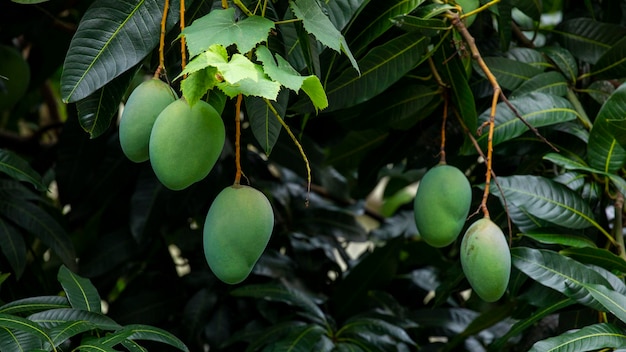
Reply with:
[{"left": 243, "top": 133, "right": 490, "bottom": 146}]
[
  {"left": 234, "top": 94, "right": 243, "bottom": 185},
  {"left": 155, "top": 0, "right": 170, "bottom": 78}
]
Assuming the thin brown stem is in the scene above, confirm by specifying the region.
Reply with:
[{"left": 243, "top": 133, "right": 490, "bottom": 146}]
[
  {"left": 155, "top": 0, "right": 170, "bottom": 78},
  {"left": 234, "top": 94, "right": 243, "bottom": 185},
  {"left": 180, "top": 0, "right": 187, "bottom": 71},
  {"left": 614, "top": 191, "right": 625, "bottom": 260}
]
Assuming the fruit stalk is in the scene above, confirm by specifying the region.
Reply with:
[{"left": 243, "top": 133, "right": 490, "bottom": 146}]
[
  {"left": 235, "top": 93, "right": 243, "bottom": 185},
  {"left": 155, "top": 0, "right": 169, "bottom": 78},
  {"left": 180, "top": 0, "right": 187, "bottom": 71}
]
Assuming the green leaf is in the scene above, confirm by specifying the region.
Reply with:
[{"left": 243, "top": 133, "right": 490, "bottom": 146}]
[
  {"left": 0, "top": 328, "right": 44, "bottom": 351},
  {"left": 46, "top": 320, "right": 96, "bottom": 349},
  {"left": 11, "top": 0, "right": 50, "bottom": 3},
  {"left": 540, "top": 46, "right": 579, "bottom": 83},
  {"left": 491, "top": 175, "right": 597, "bottom": 229},
  {"left": 474, "top": 92, "right": 577, "bottom": 149},
  {"left": 290, "top": 0, "right": 359, "bottom": 73},
  {"left": 245, "top": 93, "right": 287, "bottom": 155},
  {"left": 511, "top": 247, "right": 610, "bottom": 311},
  {"left": 586, "top": 80, "right": 615, "bottom": 105},
  {"left": 181, "top": 46, "right": 258, "bottom": 85},
  {"left": 0, "top": 217, "right": 25, "bottom": 279},
  {"left": 217, "top": 65, "right": 281, "bottom": 100},
  {"left": 347, "top": 0, "right": 426, "bottom": 56},
  {"left": 510, "top": 71, "right": 569, "bottom": 99},
  {"left": 580, "top": 284, "right": 626, "bottom": 324},
  {"left": 587, "top": 83, "right": 626, "bottom": 172},
  {"left": 231, "top": 283, "right": 327, "bottom": 326},
  {"left": 506, "top": 47, "right": 551, "bottom": 69},
  {"left": 326, "top": 130, "right": 389, "bottom": 170},
  {"left": 593, "top": 36, "right": 626, "bottom": 78},
  {"left": 560, "top": 247, "right": 626, "bottom": 274},
  {"left": 0, "top": 149, "right": 45, "bottom": 191},
  {"left": 321, "top": 0, "right": 370, "bottom": 32},
  {"left": 391, "top": 14, "right": 448, "bottom": 37},
  {"left": 234, "top": 320, "right": 308, "bottom": 352},
  {"left": 72, "top": 341, "right": 119, "bottom": 352},
  {"left": 75, "top": 66, "right": 137, "bottom": 138},
  {"left": 183, "top": 8, "right": 275, "bottom": 57},
  {"left": 57, "top": 265, "right": 101, "bottom": 313},
  {"left": 489, "top": 298, "right": 575, "bottom": 351},
  {"left": 265, "top": 324, "right": 327, "bottom": 352},
  {"left": 0, "top": 313, "right": 52, "bottom": 345},
  {"left": 0, "top": 296, "right": 70, "bottom": 315},
  {"left": 478, "top": 57, "right": 543, "bottom": 90},
  {"left": 256, "top": 45, "right": 327, "bottom": 110},
  {"left": 323, "top": 31, "right": 430, "bottom": 112},
  {"left": 61, "top": 0, "right": 179, "bottom": 102},
  {"left": 0, "top": 198, "right": 76, "bottom": 270},
  {"left": 529, "top": 323, "right": 626, "bottom": 352},
  {"left": 27, "top": 308, "right": 121, "bottom": 330},
  {"left": 121, "top": 324, "right": 189, "bottom": 352},
  {"left": 337, "top": 317, "right": 415, "bottom": 345},
  {"left": 522, "top": 231, "right": 597, "bottom": 249},
  {"left": 553, "top": 18, "right": 626, "bottom": 64},
  {"left": 180, "top": 67, "right": 218, "bottom": 108}
]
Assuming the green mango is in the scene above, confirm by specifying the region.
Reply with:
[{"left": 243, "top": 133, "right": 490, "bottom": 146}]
[
  {"left": 149, "top": 98, "right": 225, "bottom": 190},
  {"left": 119, "top": 78, "right": 177, "bottom": 162},
  {"left": 413, "top": 164, "right": 471, "bottom": 247},
  {"left": 203, "top": 185, "right": 274, "bottom": 284},
  {"left": 0, "top": 45, "right": 30, "bottom": 111},
  {"left": 460, "top": 218, "right": 511, "bottom": 302}
]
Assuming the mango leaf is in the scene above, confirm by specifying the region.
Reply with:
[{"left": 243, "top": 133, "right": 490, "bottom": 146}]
[
  {"left": 27, "top": 308, "right": 120, "bottom": 330},
  {"left": 478, "top": 57, "right": 543, "bottom": 90},
  {"left": 506, "top": 47, "right": 550, "bottom": 69},
  {"left": 592, "top": 36, "right": 626, "bottom": 79},
  {"left": 560, "top": 247, "right": 626, "bottom": 274},
  {"left": 587, "top": 80, "right": 615, "bottom": 105},
  {"left": 391, "top": 14, "right": 448, "bottom": 37},
  {"left": 57, "top": 265, "right": 101, "bottom": 313},
  {"left": 231, "top": 283, "right": 327, "bottom": 326},
  {"left": 290, "top": 0, "right": 359, "bottom": 73},
  {"left": 511, "top": 247, "right": 610, "bottom": 311},
  {"left": 0, "top": 314, "right": 52, "bottom": 345},
  {"left": 0, "top": 149, "right": 45, "bottom": 191},
  {"left": 540, "top": 46, "right": 579, "bottom": 83},
  {"left": 553, "top": 18, "right": 626, "bottom": 64},
  {"left": 61, "top": 0, "right": 179, "bottom": 102},
  {"left": 217, "top": 65, "right": 281, "bottom": 100},
  {"left": 326, "top": 129, "right": 389, "bottom": 171},
  {"left": 496, "top": 0, "right": 513, "bottom": 51},
  {"left": 119, "top": 324, "right": 189, "bottom": 352},
  {"left": 0, "top": 197, "right": 76, "bottom": 270},
  {"left": 587, "top": 83, "right": 626, "bottom": 172},
  {"left": 529, "top": 323, "right": 626, "bottom": 352},
  {"left": 11, "top": 0, "right": 50, "bottom": 3},
  {"left": 245, "top": 92, "right": 288, "bottom": 155},
  {"left": 72, "top": 341, "right": 119, "bottom": 352},
  {"left": 45, "top": 321, "right": 96, "bottom": 349},
  {"left": 347, "top": 0, "right": 426, "bottom": 56},
  {"left": 522, "top": 231, "right": 597, "bottom": 248},
  {"left": 182, "top": 8, "right": 275, "bottom": 56},
  {"left": 0, "top": 217, "right": 25, "bottom": 279},
  {"left": 337, "top": 317, "right": 415, "bottom": 345},
  {"left": 510, "top": 71, "right": 569, "bottom": 99},
  {"left": 511, "top": 0, "right": 541, "bottom": 20},
  {"left": 0, "top": 328, "right": 44, "bottom": 351},
  {"left": 489, "top": 298, "right": 575, "bottom": 351},
  {"left": 232, "top": 321, "right": 308, "bottom": 352},
  {"left": 474, "top": 92, "right": 577, "bottom": 148},
  {"left": 76, "top": 66, "right": 138, "bottom": 138},
  {"left": 120, "top": 339, "right": 148, "bottom": 351},
  {"left": 256, "top": 45, "right": 327, "bottom": 110},
  {"left": 580, "top": 284, "right": 626, "bottom": 324},
  {"left": 322, "top": 31, "right": 430, "bottom": 112},
  {"left": 491, "top": 175, "right": 596, "bottom": 229},
  {"left": 266, "top": 324, "right": 328, "bottom": 352},
  {"left": 321, "top": 0, "right": 369, "bottom": 32},
  {"left": 0, "top": 296, "right": 70, "bottom": 315},
  {"left": 543, "top": 152, "right": 626, "bottom": 196}
]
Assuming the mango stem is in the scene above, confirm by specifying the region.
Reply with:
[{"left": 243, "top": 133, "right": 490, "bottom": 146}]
[
  {"left": 155, "top": 0, "right": 170, "bottom": 79},
  {"left": 234, "top": 94, "right": 243, "bottom": 186}
]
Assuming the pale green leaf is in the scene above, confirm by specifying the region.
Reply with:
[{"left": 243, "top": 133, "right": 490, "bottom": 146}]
[
  {"left": 180, "top": 67, "right": 219, "bottom": 107},
  {"left": 217, "top": 65, "right": 280, "bottom": 100},
  {"left": 182, "top": 8, "right": 275, "bottom": 56}
]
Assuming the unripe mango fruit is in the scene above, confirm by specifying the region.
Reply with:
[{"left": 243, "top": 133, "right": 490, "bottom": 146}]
[
  {"left": 0, "top": 45, "right": 30, "bottom": 111},
  {"left": 413, "top": 165, "right": 471, "bottom": 247},
  {"left": 119, "top": 78, "right": 177, "bottom": 162},
  {"left": 203, "top": 185, "right": 274, "bottom": 284},
  {"left": 460, "top": 218, "right": 511, "bottom": 302},
  {"left": 149, "top": 98, "right": 225, "bottom": 190}
]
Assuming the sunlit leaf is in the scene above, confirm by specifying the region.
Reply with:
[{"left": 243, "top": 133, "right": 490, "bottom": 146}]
[
  {"left": 217, "top": 65, "right": 280, "bottom": 100},
  {"left": 180, "top": 67, "right": 218, "bottom": 108},
  {"left": 61, "top": 0, "right": 179, "bottom": 102},
  {"left": 182, "top": 8, "right": 275, "bottom": 56}
]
